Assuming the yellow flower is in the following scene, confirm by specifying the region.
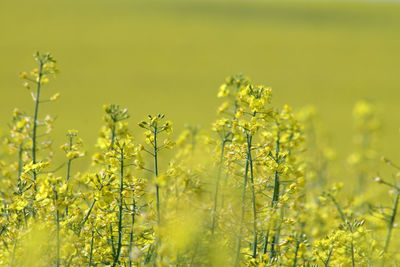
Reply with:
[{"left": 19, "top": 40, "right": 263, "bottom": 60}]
[
  {"left": 50, "top": 92, "right": 60, "bottom": 101},
  {"left": 15, "top": 199, "right": 28, "bottom": 211},
  {"left": 19, "top": 72, "right": 28, "bottom": 79},
  {"left": 217, "top": 84, "right": 229, "bottom": 98}
]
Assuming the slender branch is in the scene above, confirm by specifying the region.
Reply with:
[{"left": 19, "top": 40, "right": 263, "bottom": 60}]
[
  {"left": 112, "top": 148, "right": 125, "bottom": 267},
  {"left": 65, "top": 135, "right": 73, "bottom": 216},
  {"left": 53, "top": 186, "right": 60, "bottom": 267},
  {"left": 80, "top": 200, "right": 97, "bottom": 232},
  {"left": 384, "top": 188, "right": 400, "bottom": 252},
  {"left": 32, "top": 60, "right": 44, "bottom": 190},
  {"left": 128, "top": 192, "right": 136, "bottom": 267},
  {"left": 89, "top": 231, "right": 94, "bottom": 266},
  {"left": 234, "top": 151, "right": 250, "bottom": 267},
  {"left": 247, "top": 134, "right": 257, "bottom": 258},
  {"left": 154, "top": 125, "right": 160, "bottom": 224},
  {"left": 324, "top": 246, "right": 334, "bottom": 267},
  {"left": 293, "top": 240, "right": 300, "bottom": 267},
  {"left": 211, "top": 139, "right": 226, "bottom": 235},
  {"left": 269, "top": 128, "right": 281, "bottom": 259}
]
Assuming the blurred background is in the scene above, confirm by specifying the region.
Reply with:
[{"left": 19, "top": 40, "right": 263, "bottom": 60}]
[{"left": 1, "top": 0, "right": 400, "bottom": 169}]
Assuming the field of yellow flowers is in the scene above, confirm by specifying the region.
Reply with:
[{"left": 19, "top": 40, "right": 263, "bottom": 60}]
[{"left": 0, "top": 52, "right": 399, "bottom": 266}]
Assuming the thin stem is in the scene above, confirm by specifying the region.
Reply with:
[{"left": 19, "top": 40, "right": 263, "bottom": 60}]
[
  {"left": 66, "top": 136, "right": 73, "bottom": 182},
  {"left": 330, "top": 195, "right": 346, "bottom": 224},
  {"left": 329, "top": 195, "right": 354, "bottom": 267},
  {"left": 262, "top": 229, "right": 269, "bottom": 255},
  {"left": 384, "top": 188, "right": 400, "bottom": 252},
  {"left": 17, "top": 145, "right": 28, "bottom": 226},
  {"left": 17, "top": 145, "right": 23, "bottom": 194},
  {"left": 271, "top": 130, "right": 281, "bottom": 208},
  {"left": 1, "top": 193, "right": 8, "bottom": 220},
  {"left": 293, "top": 240, "right": 300, "bottom": 267},
  {"left": 325, "top": 246, "right": 334, "bottom": 267},
  {"left": 151, "top": 124, "right": 162, "bottom": 265},
  {"left": 53, "top": 187, "right": 60, "bottom": 267},
  {"left": 211, "top": 139, "right": 226, "bottom": 235},
  {"left": 65, "top": 136, "right": 73, "bottom": 216},
  {"left": 153, "top": 125, "right": 160, "bottom": 224},
  {"left": 247, "top": 134, "right": 257, "bottom": 258},
  {"left": 80, "top": 200, "right": 97, "bottom": 232},
  {"left": 271, "top": 206, "right": 284, "bottom": 260},
  {"left": 32, "top": 60, "right": 43, "bottom": 190},
  {"left": 112, "top": 148, "right": 124, "bottom": 267},
  {"left": 89, "top": 231, "right": 94, "bottom": 267},
  {"left": 269, "top": 129, "right": 281, "bottom": 259},
  {"left": 110, "top": 124, "right": 116, "bottom": 148},
  {"left": 110, "top": 224, "right": 116, "bottom": 258},
  {"left": 129, "top": 194, "right": 136, "bottom": 267},
  {"left": 350, "top": 239, "right": 355, "bottom": 267},
  {"left": 234, "top": 152, "right": 250, "bottom": 267}
]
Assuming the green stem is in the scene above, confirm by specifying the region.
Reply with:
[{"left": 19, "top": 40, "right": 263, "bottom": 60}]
[
  {"left": 247, "top": 134, "right": 257, "bottom": 258},
  {"left": 53, "top": 187, "right": 60, "bottom": 267},
  {"left": 234, "top": 150, "right": 250, "bottom": 267},
  {"left": 110, "top": 224, "right": 116, "bottom": 258},
  {"left": 270, "top": 130, "right": 281, "bottom": 259},
  {"left": 66, "top": 135, "right": 73, "bottom": 182},
  {"left": 350, "top": 239, "right": 355, "bottom": 267},
  {"left": 262, "top": 229, "right": 269, "bottom": 255},
  {"left": 80, "top": 200, "right": 96, "bottom": 233},
  {"left": 271, "top": 130, "right": 281, "bottom": 207},
  {"left": 110, "top": 124, "right": 116, "bottom": 148},
  {"left": 65, "top": 136, "right": 73, "bottom": 216},
  {"left": 112, "top": 148, "right": 124, "bottom": 267},
  {"left": 211, "top": 139, "right": 226, "bottom": 235},
  {"left": 325, "top": 246, "right": 334, "bottom": 267},
  {"left": 89, "top": 231, "right": 94, "bottom": 266},
  {"left": 329, "top": 195, "right": 354, "bottom": 267},
  {"left": 1, "top": 193, "right": 7, "bottom": 219},
  {"left": 293, "top": 240, "right": 300, "bottom": 267},
  {"left": 330, "top": 195, "right": 346, "bottom": 224},
  {"left": 32, "top": 61, "right": 43, "bottom": 190},
  {"left": 271, "top": 207, "right": 284, "bottom": 260},
  {"left": 384, "top": 188, "right": 399, "bottom": 252},
  {"left": 17, "top": 145, "right": 23, "bottom": 194},
  {"left": 154, "top": 125, "right": 160, "bottom": 224},
  {"left": 129, "top": 191, "right": 136, "bottom": 267}
]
